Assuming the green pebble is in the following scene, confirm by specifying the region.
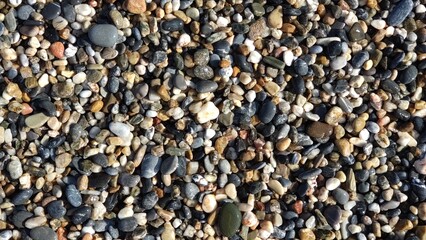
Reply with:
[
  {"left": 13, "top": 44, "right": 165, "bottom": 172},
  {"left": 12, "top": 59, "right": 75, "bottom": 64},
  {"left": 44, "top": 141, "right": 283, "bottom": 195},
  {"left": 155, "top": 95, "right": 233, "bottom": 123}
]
[{"left": 218, "top": 203, "right": 242, "bottom": 237}]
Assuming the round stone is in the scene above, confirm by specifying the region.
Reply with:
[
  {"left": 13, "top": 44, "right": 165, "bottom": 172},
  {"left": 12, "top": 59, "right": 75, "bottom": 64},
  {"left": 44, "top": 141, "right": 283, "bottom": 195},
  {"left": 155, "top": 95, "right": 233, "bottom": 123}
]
[
  {"left": 30, "top": 227, "right": 57, "bottom": 240},
  {"left": 140, "top": 154, "right": 162, "bottom": 178},
  {"left": 41, "top": 3, "right": 61, "bottom": 20},
  {"left": 202, "top": 194, "right": 217, "bottom": 213},
  {"left": 88, "top": 24, "right": 118, "bottom": 48},
  {"left": 218, "top": 203, "right": 242, "bottom": 237}
]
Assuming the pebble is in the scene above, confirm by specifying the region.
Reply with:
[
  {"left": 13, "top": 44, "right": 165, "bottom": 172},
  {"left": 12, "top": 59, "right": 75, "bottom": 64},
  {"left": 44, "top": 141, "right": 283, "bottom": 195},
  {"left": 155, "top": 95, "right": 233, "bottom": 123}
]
[
  {"left": 195, "top": 80, "right": 218, "bottom": 93},
  {"left": 202, "top": 194, "right": 217, "bottom": 213},
  {"left": 46, "top": 200, "right": 67, "bottom": 219},
  {"left": 259, "top": 100, "right": 276, "bottom": 124},
  {"left": 218, "top": 203, "right": 242, "bottom": 237},
  {"left": 66, "top": 184, "right": 82, "bottom": 207},
  {"left": 196, "top": 102, "right": 220, "bottom": 124},
  {"left": 30, "top": 227, "right": 57, "bottom": 240},
  {"left": 140, "top": 154, "right": 161, "bottom": 178},
  {"left": 387, "top": 0, "right": 414, "bottom": 26},
  {"left": 7, "top": 159, "right": 23, "bottom": 179},
  {"left": 42, "top": 3, "right": 61, "bottom": 20},
  {"left": 88, "top": 24, "right": 118, "bottom": 47},
  {"left": 124, "top": 0, "right": 146, "bottom": 14}
]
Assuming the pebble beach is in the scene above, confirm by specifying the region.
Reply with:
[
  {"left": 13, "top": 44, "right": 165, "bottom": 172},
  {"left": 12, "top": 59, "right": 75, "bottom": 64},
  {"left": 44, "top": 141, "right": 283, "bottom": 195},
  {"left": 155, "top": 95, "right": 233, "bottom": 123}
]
[{"left": 0, "top": 0, "right": 426, "bottom": 239}]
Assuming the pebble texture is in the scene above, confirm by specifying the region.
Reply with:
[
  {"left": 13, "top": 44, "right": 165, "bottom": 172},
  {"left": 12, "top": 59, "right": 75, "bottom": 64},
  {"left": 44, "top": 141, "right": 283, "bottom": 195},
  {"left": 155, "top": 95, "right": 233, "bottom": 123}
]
[{"left": 0, "top": 0, "right": 424, "bottom": 239}]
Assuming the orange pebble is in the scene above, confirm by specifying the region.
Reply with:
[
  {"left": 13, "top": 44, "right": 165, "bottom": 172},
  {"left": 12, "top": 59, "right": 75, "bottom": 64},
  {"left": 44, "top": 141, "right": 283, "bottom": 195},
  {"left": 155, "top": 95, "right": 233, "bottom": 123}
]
[
  {"left": 50, "top": 42, "right": 65, "bottom": 59},
  {"left": 21, "top": 103, "right": 33, "bottom": 115}
]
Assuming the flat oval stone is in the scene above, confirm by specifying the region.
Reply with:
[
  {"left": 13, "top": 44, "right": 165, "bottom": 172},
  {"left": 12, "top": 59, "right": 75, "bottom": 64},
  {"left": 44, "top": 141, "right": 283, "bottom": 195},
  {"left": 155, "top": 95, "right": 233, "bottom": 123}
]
[
  {"left": 219, "top": 203, "right": 242, "bottom": 237},
  {"left": 25, "top": 113, "right": 50, "bottom": 129},
  {"left": 140, "top": 154, "right": 162, "bottom": 178},
  {"left": 160, "top": 156, "right": 178, "bottom": 175},
  {"left": 387, "top": 0, "right": 414, "bottom": 26},
  {"left": 11, "top": 211, "right": 33, "bottom": 228},
  {"left": 118, "top": 172, "right": 140, "bottom": 187},
  {"left": 161, "top": 18, "right": 184, "bottom": 31},
  {"left": 399, "top": 65, "right": 417, "bottom": 84},
  {"left": 194, "top": 65, "right": 214, "bottom": 79},
  {"left": 11, "top": 189, "right": 33, "bottom": 205},
  {"left": 109, "top": 122, "right": 131, "bottom": 138},
  {"left": 72, "top": 206, "right": 91, "bottom": 225},
  {"left": 66, "top": 184, "right": 82, "bottom": 207},
  {"left": 118, "top": 217, "right": 138, "bottom": 232},
  {"left": 307, "top": 121, "right": 333, "bottom": 139},
  {"left": 88, "top": 24, "right": 118, "bottom": 47},
  {"left": 41, "top": 3, "right": 61, "bottom": 20},
  {"left": 30, "top": 226, "right": 57, "bottom": 240},
  {"left": 46, "top": 200, "right": 66, "bottom": 219},
  {"left": 195, "top": 80, "right": 218, "bottom": 93},
  {"left": 381, "top": 79, "right": 400, "bottom": 94},
  {"left": 332, "top": 188, "right": 350, "bottom": 205},
  {"left": 259, "top": 99, "right": 276, "bottom": 124}
]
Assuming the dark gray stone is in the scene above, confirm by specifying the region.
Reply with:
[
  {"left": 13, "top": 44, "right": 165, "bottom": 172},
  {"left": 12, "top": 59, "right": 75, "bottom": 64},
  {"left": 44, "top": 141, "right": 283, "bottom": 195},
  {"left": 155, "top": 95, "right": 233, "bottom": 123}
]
[
  {"left": 140, "top": 191, "right": 158, "bottom": 209},
  {"left": 258, "top": 100, "right": 276, "bottom": 124},
  {"left": 11, "top": 189, "right": 33, "bottom": 205},
  {"left": 46, "top": 200, "right": 67, "bottom": 219},
  {"left": 119, "top": 172, "right": 140, "bottom": 187},
  {"left": 399, "top": 65, "right": 417, "bottom": 84},
  {"left": 195, "top": 80, "right": 218, "bottom": 93},
  {"left": 118, "top": 217, "right": 138, "bottom": 232},
  {"left": 30, "top": 226, "right": 57, "bottom": 240},
  {"left": 160, "top": 156, "right": 178, "bottom": 175},
  {"left": 72, "top": 206, "right": 92, "bottom": 225},
  {"left": 161, "top": 18, "right": 184, "bottom": 31},
  {"left": 194, "top": 65, "right": 214, "bottom": 79},
  {"left": 41, "top": 3, "right": 61, "bottom": 20},
  {"left": 140, "top": 154, "right": 162, "bottom": 178}
]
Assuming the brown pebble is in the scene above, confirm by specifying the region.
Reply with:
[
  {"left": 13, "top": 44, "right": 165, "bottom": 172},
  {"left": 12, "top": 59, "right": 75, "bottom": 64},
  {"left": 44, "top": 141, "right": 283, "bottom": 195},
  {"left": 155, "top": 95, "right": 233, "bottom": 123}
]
[
  {"left": 124, "top": 0, "right": 146, "bottom": 14},
  {"left": 90, "top": 100, "right": 104, "bottom": 112}
]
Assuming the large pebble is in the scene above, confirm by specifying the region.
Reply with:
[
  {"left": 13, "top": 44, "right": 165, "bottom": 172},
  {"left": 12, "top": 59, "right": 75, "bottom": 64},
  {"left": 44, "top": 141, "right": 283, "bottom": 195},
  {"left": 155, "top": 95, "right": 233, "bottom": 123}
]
[
  {"left": 387, "top": 0, "right": 414, "bottom": 26},
  {"left": 88, "top": 24, "right": 118, "bottom": 47},
  {"left": 140, "top": 154, "right": 162, "bottom": 178},
  {"left": 196, "top": 102, "right": 220, "bottom": 124},
  {"left": 219, "top": 203, "right": 242, "bottom": 237}
]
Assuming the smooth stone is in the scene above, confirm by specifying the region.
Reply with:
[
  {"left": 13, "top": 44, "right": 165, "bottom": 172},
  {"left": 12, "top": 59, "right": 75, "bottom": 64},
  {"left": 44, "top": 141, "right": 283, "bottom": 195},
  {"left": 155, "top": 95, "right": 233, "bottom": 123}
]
[
  {"left": 330, "top": 56, "right": 347, "bottom": 70},
  {"left": 17, "top": 5, "right": 35, "bottom": 20},
  {"left": 298, "top": 169, "right": 322, "bottom": 180},
  {"left": 5, "top": 11, "right": 17, "bottom": 32},
  {"left": 11, "top": 211, "right": 33, "bottom": 228},
  {"left": 160, "top": 156, "right": 178, "bottom": 174},
  {"left": 109, "top": 122, "right": 131, "bottom": 138},
  {"left": 194, "top": 49, "right": 210, "bottom": 65},
  {"left": 327, "top": 41, "right": 342, "bottom": 57},
  {"left": 7, "top": 159, "right": 23, "bottom": 179},
  {"left": 124, "top": 0, "right": 146, "bottom": 14},
  {"left": 387, "top": 0, "right": 414, "bottom": 26},
  {"left": 88, "top": 173, "right": 111, "bottom": 189},
  {"left": 307, "top": 121, "right": 333, "bottom": 139},
  {"left": 162, "top": 18, "right": 184, "bottom": 31},
  {"left": 30, "top": 227, "right": 57, "bottom": 240},
  {"left": 140, "top": 191, "right": 158, "bottom": 209},
  {"left": 259, "top": 100, "right": 276, "bottom": 124},
  {"left": 118, "top": 217, "right": 138, "bottom": 232},
  {"left": 196, "top": 101, "right": 220, "bottom": 124},
  {"left": 88, "top": 24, "right": 118, "bottom": 47},
  {"left": 381, "top": 80, "right": 400, "bottom": 94},
  {"left": 184, "top": 182, "right": 199, "bottom": 199},
  {"left": 195, "top": 80, "right": 218, "bottom": 93},
  {"left": 41, "top": 3, "right": 61, "bottom": 20},
  {"left": 399, "top": 65, "right": 418, "bottom": 84},
  {"left": 46, "top": 200, "right": 66, "bottom": 219},
  {"left": 326, "top": 178, "right": 341, "bottom": 191},
  {"left": 173, "top": 74, "right": 187, "bottom": 90},
  {"left": 91, "top": 153, "right": 108, "bottom": 168},
  {"left": 194, "top": 65, "right": 214, "bottom": 79},
  {"left": 140, "top": 154, "right": 162, "bottom": 178},
  {"left": 152, "top": 51, "right": 167, "bottom": 64},
  {"left": 234, "top": 54, "right": 253, "bottom": 72},
  {"left": 294, "top": 59, "right": 309, "bottom": 76},
  {"left": 66, "top": 184, "right": 82, "bottom": 207},
  {"left": 202, "top": 194, "right": 217, "bottom": 213},
  {"left": 263, "top": 56, "right": 285, "bottom": 69},
  {"left": 351, "top": 51, "right": 369, "bottom": 69},
  {"left": 213, "top": 40, "right": 231, "bottom": 57},
  {"left": 349, "top": 22, "right": 365, "bottom": 42},
  {"left": 72, "top": 206, "right": 91, "bottom": 225},
  {"left": 324, "top": 205, "right": 342, "bottom": 229},
  {"left": 25, "top": 113, "right": 50, "bottom": 128},
  {"left": 11, "top": 189, "right": 33, "bottom": 205},
  {"left": 332, "top": 188, "right": 350, "bottom": 205},
  {"left": 118, "top": 172, "right": 140, "bottom": 187},
  {"left": 219, "top": 203, "right": 242, "bottom": 237}
]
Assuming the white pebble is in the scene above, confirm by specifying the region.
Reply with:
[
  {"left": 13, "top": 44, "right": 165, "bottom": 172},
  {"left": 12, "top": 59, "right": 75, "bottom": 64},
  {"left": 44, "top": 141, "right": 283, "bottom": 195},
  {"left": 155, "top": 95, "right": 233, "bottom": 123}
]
[{"left": 247, "top": 51, "right": 262, "bottom": 63}]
